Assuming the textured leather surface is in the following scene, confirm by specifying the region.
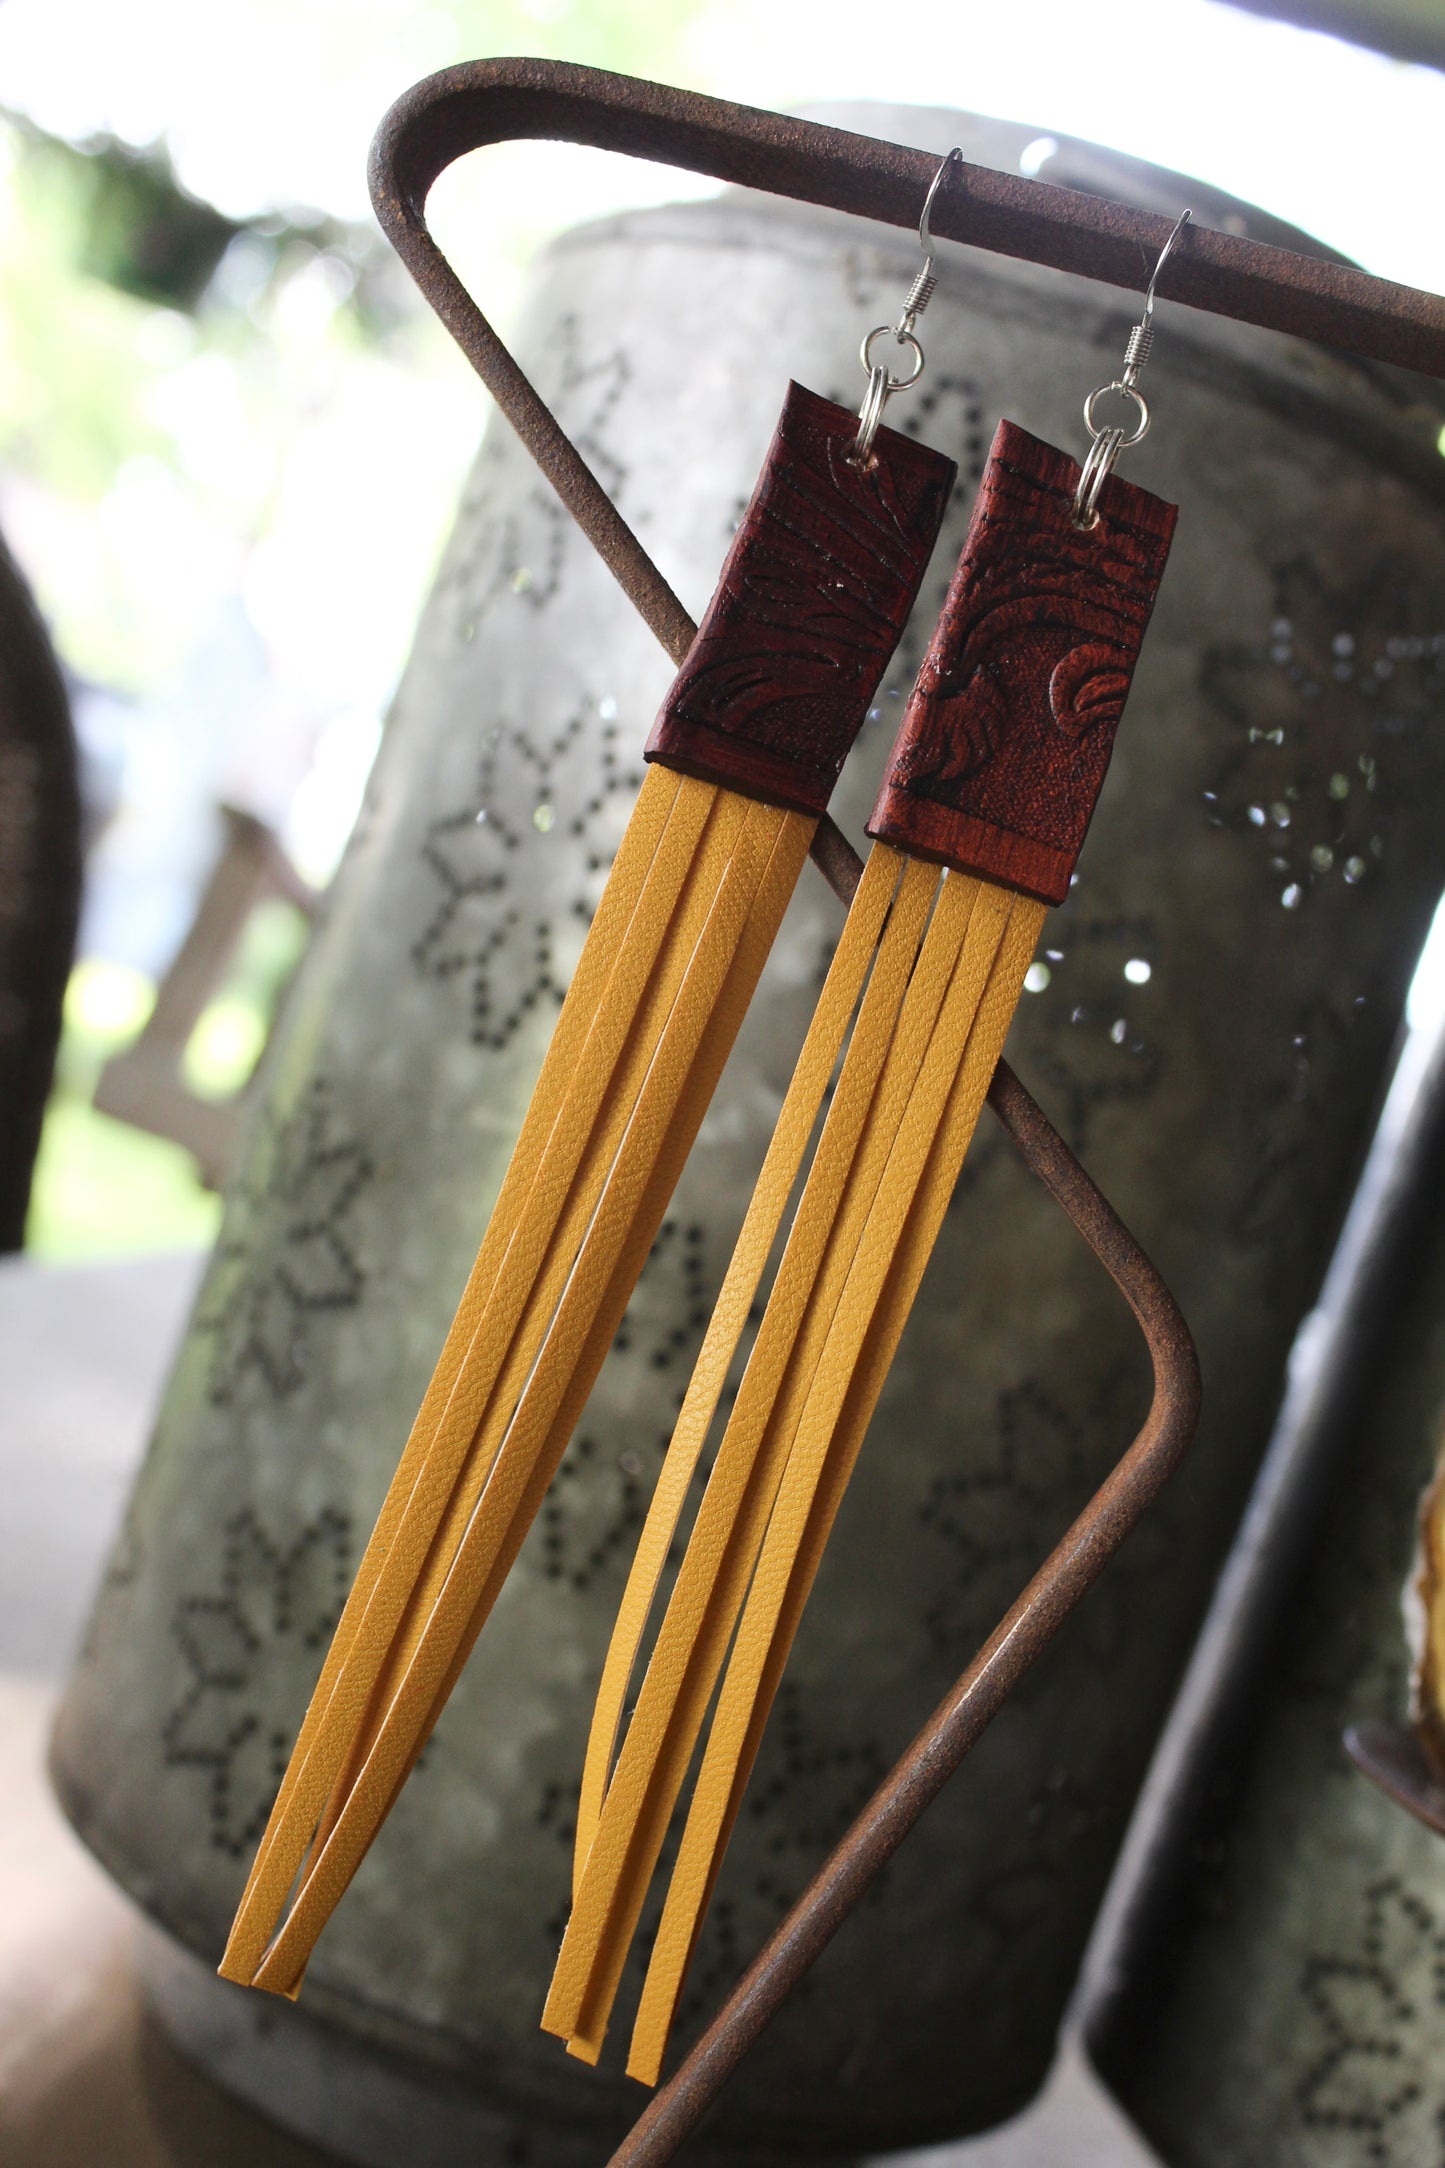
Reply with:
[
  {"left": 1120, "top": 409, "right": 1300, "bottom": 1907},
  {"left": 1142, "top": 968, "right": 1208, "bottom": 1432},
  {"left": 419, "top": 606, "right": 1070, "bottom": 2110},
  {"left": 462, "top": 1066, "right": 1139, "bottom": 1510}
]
[
  {"left": 646, "top": 384, "right": 956, "bottom": 815},
  {"left": 868, "top": 421, "right": 1175, "bottom": 903},
  {"left": 222, "top": 762, "right": 691, "bottom": 1971},
  {"left": 303, "top": 789, "right": 752, "bottom": 1794},
  {"left": 254, "top": 801, "right": 808, "bottom": 1997}
]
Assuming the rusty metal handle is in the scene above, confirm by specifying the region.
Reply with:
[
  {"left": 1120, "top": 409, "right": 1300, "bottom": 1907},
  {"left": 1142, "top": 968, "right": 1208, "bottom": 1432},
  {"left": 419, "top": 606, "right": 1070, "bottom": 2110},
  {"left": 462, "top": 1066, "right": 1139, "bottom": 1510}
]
[
  {"left": 366, "top": 64, "right": 1205, "bottom": 2156},
  {"left": 368, "top": 60, "right": 1445, "bottom": 674},
  {"left": 371, "top": 57, "right": 1445, "bottom": 379}
]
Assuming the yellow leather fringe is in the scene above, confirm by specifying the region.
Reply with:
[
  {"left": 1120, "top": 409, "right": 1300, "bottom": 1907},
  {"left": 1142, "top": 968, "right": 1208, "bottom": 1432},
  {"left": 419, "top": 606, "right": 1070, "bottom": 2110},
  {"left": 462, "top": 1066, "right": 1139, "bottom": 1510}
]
[
  {"left": 629, "top": 889, "right": 1045, "bottom": 2080},
  {"left": 543, "top": 856, "right": 1044, "bottom": 2075},
  {"left": 220, "top": 766, "right": 815, "bottom": 1994},
  {"left": 570, "top": 844, "right": 915, "bottom": 1891}
]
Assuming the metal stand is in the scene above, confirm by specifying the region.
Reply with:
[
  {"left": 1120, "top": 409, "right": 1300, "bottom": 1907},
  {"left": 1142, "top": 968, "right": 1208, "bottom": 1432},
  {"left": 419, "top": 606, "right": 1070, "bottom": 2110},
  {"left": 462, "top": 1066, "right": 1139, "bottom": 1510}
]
[{"left": 357, "top": 57, "right": 1442, "bottom": 2160}]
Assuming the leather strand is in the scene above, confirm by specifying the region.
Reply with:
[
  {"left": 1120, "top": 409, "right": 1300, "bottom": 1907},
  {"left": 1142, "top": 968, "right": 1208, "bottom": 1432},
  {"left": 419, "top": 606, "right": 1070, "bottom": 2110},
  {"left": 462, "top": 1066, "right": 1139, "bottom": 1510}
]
[
  {"left": 222, "top": 768, "right": 720, "bottom": 1984},
  {"left": 571, "top": 843, "right": 906, "bottom": 1892},
  {"left": 627, "top": 891, "right": 1046, "bottom": 2080},
  {"left": 544, "top": 855, "right": 979, "bottom": 2056},
  {"left": 249, "top": 798, "right": 783, "bottom": 1990},
  {"left": 245, "top": 800, "right": 813, "bottom": 1994},
  {"left": 253, "top": 808, "right": 818, "bottom": 1922},
  {"left": 377, "top": 806, "right": 818, "bottom": 1826},
  {"left": 303, "top": 787, "right": 761, "bottom": 1861},
  {"left": 226, "top": 765, "right": 685, "bottom": 1943},
  {"left": 221, "top": 780, "right": 815, "bottom": 1992},
  {"left": 547, "top": 879, "right": 1043, "bottom": 2071}
]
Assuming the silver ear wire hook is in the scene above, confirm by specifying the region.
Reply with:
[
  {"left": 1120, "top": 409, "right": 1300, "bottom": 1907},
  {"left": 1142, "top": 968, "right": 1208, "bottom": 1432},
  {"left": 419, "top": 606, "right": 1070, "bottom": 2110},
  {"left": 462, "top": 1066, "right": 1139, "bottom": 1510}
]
[
  {"left": 849, "top": 147, "right": 962, "bottom": 467},
  {"left": 898, "top": 145, "right": 958, "bottom": 334},
  {"left": 1072, "top": 206, "right": 1192, "bottom": 530}
]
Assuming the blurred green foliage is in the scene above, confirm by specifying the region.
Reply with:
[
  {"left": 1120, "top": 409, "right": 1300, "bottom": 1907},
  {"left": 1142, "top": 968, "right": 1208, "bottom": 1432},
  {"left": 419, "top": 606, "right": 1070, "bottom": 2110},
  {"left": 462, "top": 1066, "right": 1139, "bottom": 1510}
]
[
  {"left": 3, "top": 0, "right": 718, "bottom": 1257},
  {"left": 41, "top": 128, "right": 240, "bottom": 309},
  {"left": 28, "top": 960, "right": 218, "bottom": 1259},
  {"left": 0, "top": 127, "right": 181, "bottom": 510},
  {"left": 28, "top": 1099, "right": 222, "bottom": 1260},
  {"left": 27, "top": 897, "right": 310, "bottom": 1257},
  {"left": 442, "top": 0, "right": 702, "bottom": 76}
]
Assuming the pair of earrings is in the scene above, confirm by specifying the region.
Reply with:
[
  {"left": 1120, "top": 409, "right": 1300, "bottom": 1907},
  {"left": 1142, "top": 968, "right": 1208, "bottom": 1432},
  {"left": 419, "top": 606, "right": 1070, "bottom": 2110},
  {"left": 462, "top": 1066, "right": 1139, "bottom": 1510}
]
[
  {"left": 544, "top": 172, "right": 1184, "bottom": 2081},
  {"left": 219, "top": 156, "right": 1184, "bottom": 2076}
]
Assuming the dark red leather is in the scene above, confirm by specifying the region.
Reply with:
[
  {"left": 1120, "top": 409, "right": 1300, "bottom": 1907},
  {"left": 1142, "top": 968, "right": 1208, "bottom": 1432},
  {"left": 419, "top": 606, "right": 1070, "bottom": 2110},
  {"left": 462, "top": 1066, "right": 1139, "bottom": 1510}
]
[
  {"left": 868, "top": 419, "right": 1176, "bottom": 904},
  {"left": 645, "top": 382, "right": 956, "bottom": 816}
]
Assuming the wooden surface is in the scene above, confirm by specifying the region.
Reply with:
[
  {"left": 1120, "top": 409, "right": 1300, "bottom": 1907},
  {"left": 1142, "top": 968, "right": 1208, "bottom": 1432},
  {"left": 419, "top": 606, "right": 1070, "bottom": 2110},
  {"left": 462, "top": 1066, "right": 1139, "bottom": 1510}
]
[
  {"left": 646, "top": 382, "right": 955, "bottom": 815},
  {"left": 868, "top": 421, "right": 1176, "bottom": 904}
]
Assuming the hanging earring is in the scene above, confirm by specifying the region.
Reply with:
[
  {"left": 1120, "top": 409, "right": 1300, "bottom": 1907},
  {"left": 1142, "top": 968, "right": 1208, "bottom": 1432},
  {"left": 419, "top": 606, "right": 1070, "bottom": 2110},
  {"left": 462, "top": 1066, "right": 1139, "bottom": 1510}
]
[
  {"left": 547, "top": 212, "right": 1187, "bottom": 2083},
  {"left": 217, "top": 162, "right": 963, "bottom": 2000}
]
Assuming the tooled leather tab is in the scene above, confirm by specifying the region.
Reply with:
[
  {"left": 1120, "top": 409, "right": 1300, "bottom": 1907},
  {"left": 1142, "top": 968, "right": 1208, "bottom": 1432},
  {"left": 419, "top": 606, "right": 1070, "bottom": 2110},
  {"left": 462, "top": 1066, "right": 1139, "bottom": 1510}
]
[
  {"left": 867, "top": 418, "right": 1176, "bottom": 904},
  {"left": 645, "top": 382, "right": 956, "bottom": 816}
]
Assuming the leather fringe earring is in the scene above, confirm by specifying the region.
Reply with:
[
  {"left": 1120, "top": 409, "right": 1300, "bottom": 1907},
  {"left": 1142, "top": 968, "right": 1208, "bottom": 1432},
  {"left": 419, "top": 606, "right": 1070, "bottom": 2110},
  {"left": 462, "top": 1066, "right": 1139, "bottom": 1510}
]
[
  {"left": 217, "top": 173, "right": 961, "bottom": 2000},
  {"left": 544, "top": 224, "right": 1187, "bottom": 2081}
]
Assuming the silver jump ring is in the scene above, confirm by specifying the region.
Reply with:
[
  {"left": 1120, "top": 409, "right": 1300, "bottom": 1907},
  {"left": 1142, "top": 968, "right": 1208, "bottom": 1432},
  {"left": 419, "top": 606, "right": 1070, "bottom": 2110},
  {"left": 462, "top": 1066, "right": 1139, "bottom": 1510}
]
[
  {"left": 1072, "top": 425, "right": 1126, "bottom": 530},
  {"left": 849, "top": 364, "right": 892, "bottom": 466},
  {"left": 860, "top": 324, "right": 925, "bottom": 392},
  {"left": 1083, "top": 380, "right": 1150, "bottom": 447}
]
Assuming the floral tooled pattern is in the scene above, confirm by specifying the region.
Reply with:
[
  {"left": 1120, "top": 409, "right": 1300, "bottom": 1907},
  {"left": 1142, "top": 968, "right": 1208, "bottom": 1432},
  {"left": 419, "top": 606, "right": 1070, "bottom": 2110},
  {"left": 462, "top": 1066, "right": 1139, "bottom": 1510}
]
[
  {"left": 411, "top": 704, "right": 644, "bottom": 1050},
  {"left": 821, "top": 367, "right": 990, "bottom": 695},
  {"left": 1294, "top": 1877, "right": 1445, "bottom": 2162},
  {"left": 162, "top": 1507, "right": 351, "bottom": 1855},
  {"left": 196, "top": 1079, "right": 372, "bottom": 1406},
  {"left": 1201, "top": 553, "right": 1445, "bottom": 908}
]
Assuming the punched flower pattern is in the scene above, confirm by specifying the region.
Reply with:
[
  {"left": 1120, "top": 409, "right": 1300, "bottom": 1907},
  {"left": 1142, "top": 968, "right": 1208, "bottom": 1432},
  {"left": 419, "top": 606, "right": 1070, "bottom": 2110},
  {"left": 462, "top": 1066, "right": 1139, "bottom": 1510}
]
[
  {"left": 1201, "top": 553, "right": 1445, "bottom": 909},
  {"left": 1295, "top": 1877, "right": 1445, "bottom": 2164},
  {"left": 412, "top": 704, "right": 643, "bottom": 1050},
  {"left": 1012, "top": 901, "right": 1163, "bottom": 1152},
  {"left": 163, "top": 1507, "right": 352, "bottom": 1856},
  {"left": 432, "top": 316, "right": 629, "bottom": 646},
  {"left": 197, "top": 1079, "right": 373, "bottom": 1407},
  {"left": 919, "top": 1367, "right": 1141, "bottom": 1667}
]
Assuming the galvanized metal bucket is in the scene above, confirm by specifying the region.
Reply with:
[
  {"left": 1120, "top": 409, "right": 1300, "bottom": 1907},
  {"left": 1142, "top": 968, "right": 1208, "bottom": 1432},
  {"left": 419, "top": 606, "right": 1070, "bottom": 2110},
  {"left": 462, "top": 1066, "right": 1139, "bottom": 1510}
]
[{"left": 1080, "top": 1006, "right": 1445, "bottom": 2167}]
